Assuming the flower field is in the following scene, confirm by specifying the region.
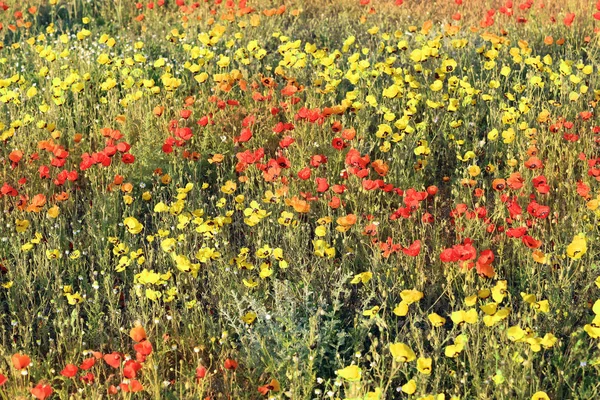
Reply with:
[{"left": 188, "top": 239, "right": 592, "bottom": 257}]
[{"left": 1, "top": 0, "right": 600, "bottom": 398}]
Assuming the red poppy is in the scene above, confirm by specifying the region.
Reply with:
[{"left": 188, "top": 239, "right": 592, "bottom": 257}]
[
  {"left": 315, "top": 177, "right": 329, "bottom": 193},
  {"left": 80, "top": 357, "right": 96, "bottom": 370},
  {"left": 281, "top": 85, "right": 298, "bottom": 96},
  {"left": 175, "top": 127, "right": 193, "bottom": 141},
  {"left": 31, "top": 382, "right": 53, "bottom": 400},
  {"left": 328, "top": 196, "right": 341, "bottom": 209},
  {"left": 120, "top": 379, "right": 144, "bottom": 392},
  {"left": 61, "top": 364, "right": 79, "bottom": 378},
  {"left": 422, "top": 213, "right": 434, "bottom": 223},
  {"left": 440, "top": 248, "right": 458, "bottom": 263},
  {"left": 9, "top": 150, "right": 23, "bottom": 164},
  {"left": 123, "top": 360, "right": 143, "bottom": 379},
  {"left": 507, "top": 172, "right": 524, "bottom": 190},
  {"left": 532, "top": 176, "right": 550, "bottom": 194},
  {"left": 506, "top": 226, "right": 527, "bottom": 238},
  {"left": 341, "top": 128, "right": 356, "bottom": 140},
  {"left": 563, "top": 12, "right": 575, "bottom": 26},
  {"left": 476, "top": 261, "right": 495, "bottom": 278},
  {"left": 402, "top": 240, "right": 421, "bottom": 257},
  {"left": 180, "top": 109, "right": 192, "bottom": 119},
  {"left": 297, "top": 167, "right": 311, "bottom": 180},
  {"left": 103, "top": 352, "right": 122, "bottom": 369},
  {"left": 362, "top": 223, "right": 378, "bottom": 236},
  {"left": 524, "top": 156, "right": 543, "bottom": 170},
  {"left": 492, "top": 179, "right": 506, "bottom": 191},
  {"left": 134, "top": 340, "right": 153, "bottom": 356},
  {"left": 279, "top": 136, "right": 295, "bottom": 148},
  {"left": 11, "top": 353, "right": 30, "bottom": 370},
  {"left": 371, "top": 160, "right": 389, "bottom": 177},
  {"left": 80, "top": 372, "right": 95, "bottom": 384},
  {"left": 196, "top": 365, "right": 207, "bottom": 382},
  {"left": 522, "top": 235, "right": 542, "bottom": 249},
  {"left": 426, "top": 185, "right": 438, "bottom": 196},
  {"left": 122, "top": 154, "right": 136, "bottom": 164},
  {"left": 310, "top": 154, "right": 328, "bottom": 168},
  {"left": 234, "top": 128, "right": 252, "bottom": 143},
  {"left": 577, "top": 181, "right": 590, "bottom": 198},
  {"left": 258, "top": 379, "right": 280, "bottom": 395},
  {"left": 331, "top": 137, "right": 346, "bottom": 150},
  {"left": 331, "top": 121, "right": 342, "bottom": 132}
]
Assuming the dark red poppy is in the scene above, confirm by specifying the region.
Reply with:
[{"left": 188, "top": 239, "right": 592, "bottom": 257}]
[{"left": 224, "top": 358, "right": 238, "bottom": 370}]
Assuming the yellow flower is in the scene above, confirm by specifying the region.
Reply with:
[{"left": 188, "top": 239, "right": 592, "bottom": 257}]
[
  {"left": 507, "top": 326, "right": 526, "bottom": 341},
  {"left": 363, "top": 306, "right": 380, "bottom": 319},
  {"left": 278, "top": 211, "right": 295, "bottom": 226},
  {"left": 492, "top": 370, "right": 505, "bottom": 386},
  {"left": 256, "top": 245, "right": 272, "bottom": 258},
  {"left": 430, "top": 80, "right": 443, "bottom": 91},
  {"left": 124, "top": 217, "right": 144, "bottom": 234},
  {"left": 173, "top": 254, "right": 196, "bottom": 273},
  {"left": 480, "top": 303, "right": 498, "bottom": 315},
  {"left": 66, "top": 292, "right": 84, "bottom": 305},
  {"left": 46, "top": 249, "right": 61, "bottom": 260},
  {"left": 242, "top": 311, "right": 257, "bottom": 324},
  {"left": 401, "top": 379, "right": 417, "bottom": 394},
  {"left": 350, "top": 272, "right": 372, "bottom": 284},
  {"left": 483, "top": 308, "right": 511, "bottom": 327},
  {"left": 540, "top": 333, "right": 557, "bottom": 349},
  {"left": 154, "top": 202, "right": 170, "bottom": 212},
  {"left": 566, "top": 233, "right": 587, "bottom": 259},
  {"left": 243, "top": 279, "right": 259, "bottom": 288},
  {"left": 467, "top": 165, "right": 481, "bottom": 177},
  {"left": 451, "top": 309, "right": 478, "bottom": 325},
  {"left": 533, "top": 300, "right": 549, "bottom": 313},
  {"left": 428, "top": 313, "right": 446, "bottom": 327},
  {"left": 532, "top": 250, "right": 549, "bottom": 264},
  {"left": 594, "top": 300, "right": 600, "bottom": 316},
  {"left": 364, "top": 388, "right": 382, "bottom": 400},
  {"left": 464, "top": 295, "right": 478, "bottom": 306},
  {"left": 336, "top": 365, "right": 361, "bottom": 382},
  {"left": 160, "top": 238, "right": 176, "bottom": 253},
  {"left": 492, "top": 280, "right": 508, "bottom": 303},
  {"left": 445, "top": 335, "right": 467, "bottom": 358},
  {"left": 400, "top": 289, "right": 423, "bottom": 305},
  {"left": 259, "top": 263, "right": 273, "bottom": 279},
  {"left": 16, "top": 219, "right": 30, "bottom": 233},
  {"left": 584, "top": 318, "right": 600, "bottom": 338},
  {"left": 315, "top": 225, "right": 327, "bottom": 237},
  {"left": 444, "top": 342, "right": 465, "bottom": 358},
  {"left": 145, "top": 288, "right": 162, "bottom": 301},
  {"left": 531, "top": 392, "right": 550, "bottom": 400},
  {"left": 389, "top": 343, "right": 416, "bottom": 362},
  {"left": 393, "top": 301, "right": 409, "bottom": 317},
  {"left": 46, "top": 205, "right": 60, "bottom": 219},
  {"left": 417, "top": 357, "right": 432, "bottom": 375},
  {"left": 220, "top": 180, "right": 237, "bottom": 194}
]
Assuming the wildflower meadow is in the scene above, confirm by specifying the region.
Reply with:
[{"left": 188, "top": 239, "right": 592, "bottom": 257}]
[{"left": 1, "top": 0, "right": 600, "bottom": 398}]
